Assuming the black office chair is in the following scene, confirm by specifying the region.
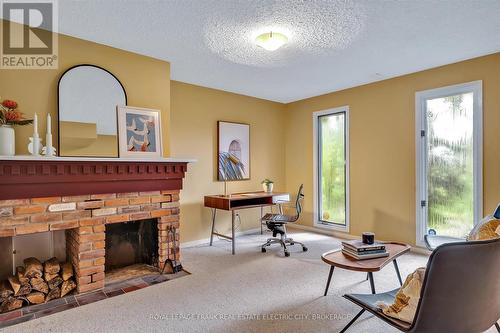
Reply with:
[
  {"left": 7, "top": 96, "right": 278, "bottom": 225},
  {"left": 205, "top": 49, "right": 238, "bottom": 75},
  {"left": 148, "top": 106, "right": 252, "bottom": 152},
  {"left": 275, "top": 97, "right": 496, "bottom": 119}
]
[
  {"left": 339, "top": 237, "right": 500, "bottom": 333},
  {"left": 261, "top": 184, "right": 307, "bottom": 257}
]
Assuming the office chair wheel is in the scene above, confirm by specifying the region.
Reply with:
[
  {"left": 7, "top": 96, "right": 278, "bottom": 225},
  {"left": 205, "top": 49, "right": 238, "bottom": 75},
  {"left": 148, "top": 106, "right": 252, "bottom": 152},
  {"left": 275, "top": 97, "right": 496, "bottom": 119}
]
[
  {"left": 290, "top": 242, "right": 295, "bottom": 245},
  {"left": 261, "top": 248, "right": 266, "bottom": 253},
  {"left": 302, "top": 246, "right": 308, "bottom": 252},
  {"left": 284, "top": 251, "right": 290, "bottom": 257}
]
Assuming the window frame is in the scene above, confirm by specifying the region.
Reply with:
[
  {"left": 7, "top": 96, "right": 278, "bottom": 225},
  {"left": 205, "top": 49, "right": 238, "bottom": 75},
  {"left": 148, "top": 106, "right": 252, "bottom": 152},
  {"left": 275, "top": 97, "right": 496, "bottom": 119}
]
[
  {"left": 313, "top": 106, "right": 350, "bottom": 232},
  {"left": 415, "top": 81, "right": 483, "bottom": 247}
]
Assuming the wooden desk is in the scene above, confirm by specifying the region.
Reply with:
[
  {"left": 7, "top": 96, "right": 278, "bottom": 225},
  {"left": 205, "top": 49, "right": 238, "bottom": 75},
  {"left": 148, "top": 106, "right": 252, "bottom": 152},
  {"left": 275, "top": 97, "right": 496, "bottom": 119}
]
[{"left": 204, "top": 191, "right": 290, "bottom": 254}]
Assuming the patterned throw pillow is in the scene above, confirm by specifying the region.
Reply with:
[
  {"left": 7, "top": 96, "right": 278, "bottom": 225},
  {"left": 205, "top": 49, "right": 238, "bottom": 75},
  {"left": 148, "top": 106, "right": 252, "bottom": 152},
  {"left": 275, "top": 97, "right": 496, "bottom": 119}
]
[
  {"left": 376, "top": 267, "right": 425, "bottom": 323},
  {"left": 467, "top": 218, "right": 500, "bottom": 241}
]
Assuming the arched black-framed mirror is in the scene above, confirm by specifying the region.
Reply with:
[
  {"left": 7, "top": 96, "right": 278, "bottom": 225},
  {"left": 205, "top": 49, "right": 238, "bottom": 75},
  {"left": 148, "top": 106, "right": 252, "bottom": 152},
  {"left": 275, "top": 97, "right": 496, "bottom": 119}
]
[{"left": 58, "top": 64, "right": 127, "bottom": 157}]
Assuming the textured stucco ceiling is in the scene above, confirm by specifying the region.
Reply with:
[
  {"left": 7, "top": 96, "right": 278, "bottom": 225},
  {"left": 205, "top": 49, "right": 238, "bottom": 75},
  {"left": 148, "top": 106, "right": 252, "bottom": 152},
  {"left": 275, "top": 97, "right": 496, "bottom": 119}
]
[{"left": 51, "top": 0, "right": 500, "bottom": 103}]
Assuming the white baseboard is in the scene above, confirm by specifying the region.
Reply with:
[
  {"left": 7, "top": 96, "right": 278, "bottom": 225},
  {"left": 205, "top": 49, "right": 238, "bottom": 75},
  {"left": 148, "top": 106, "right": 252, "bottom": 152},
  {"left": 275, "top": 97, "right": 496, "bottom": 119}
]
[
  {"left": 181, "top": 227, "right": 261, "bottom": 249},
  {"left": 287, "top": 223, "right": 431, "bottom": 255}
]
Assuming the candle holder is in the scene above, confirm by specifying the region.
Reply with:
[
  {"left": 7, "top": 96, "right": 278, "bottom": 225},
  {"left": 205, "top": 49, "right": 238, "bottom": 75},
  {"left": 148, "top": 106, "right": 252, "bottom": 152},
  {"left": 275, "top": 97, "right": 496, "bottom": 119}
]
[
  {"left": 28, "top": 136, "right": 42, "bottom": 156},
  {"left": 42, "top": 113, "right": 56, "bottom": 157}
]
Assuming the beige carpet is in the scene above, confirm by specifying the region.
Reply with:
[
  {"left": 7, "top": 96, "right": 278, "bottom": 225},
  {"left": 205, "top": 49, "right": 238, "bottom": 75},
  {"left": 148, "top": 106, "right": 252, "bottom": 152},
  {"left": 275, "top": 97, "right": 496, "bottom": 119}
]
[{"left": 3, "top": 230, "right": 497, "bottom": 333}]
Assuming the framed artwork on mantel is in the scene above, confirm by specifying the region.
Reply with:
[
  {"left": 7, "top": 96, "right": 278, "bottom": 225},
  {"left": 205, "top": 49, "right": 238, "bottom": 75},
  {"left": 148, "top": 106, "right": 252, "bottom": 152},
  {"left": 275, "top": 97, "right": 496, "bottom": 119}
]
[
  {"left": 217, "top": 121, "right": 250, "bottom": 181},
  {"left": 117, "top": 106, "right": 162, "bottom": 158}
]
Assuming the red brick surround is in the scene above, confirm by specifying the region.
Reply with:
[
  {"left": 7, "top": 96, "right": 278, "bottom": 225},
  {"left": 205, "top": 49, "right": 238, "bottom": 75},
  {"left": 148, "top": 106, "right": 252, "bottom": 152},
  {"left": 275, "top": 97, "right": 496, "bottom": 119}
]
[
  {"left": 0, "top": 158, "right": 190, "bottom": 294},
  {"left": 0, "top": 191, "right": 180, "bottom": 293}
]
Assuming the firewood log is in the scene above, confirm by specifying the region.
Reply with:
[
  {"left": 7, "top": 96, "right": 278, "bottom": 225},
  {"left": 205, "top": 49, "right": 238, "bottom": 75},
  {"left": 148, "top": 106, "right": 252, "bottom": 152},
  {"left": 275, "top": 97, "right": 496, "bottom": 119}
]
[
  {"left": 16, "top": 266, "right": 29, "bottom": 285},
  {"left": 60, "top": 279, "right": 76, "bottom": 297},
  {"left": 26, "top": 292, "right": 45, "bottom": 305},
  {"left": 44, "top": 272, "right": 59, "bottom": 282},
  {"left": 8, "top": 276, "right": 31, "bottom": 296},
  {"left": 30, "top": 277, "right": 49, "bottom": 294},
  {"left": 61, "top": 262, "right": 74, "bottom": 281},
  {"left": 0, "top": 297, "right": 23, "bottom": 313},
  {"left": 0, "top": 280, "right": 13, "bottom": 299},
  {"left": 46, "top": 287, "right": 60, "bottom": 302},
  {"left": 7, "top": 276, "right": 21, "bottom": 295},
  {"left": 44, "top": 257, "right": 60, "bottom": 275},
  {"left": 24, "top": 257, "right": 43, "bottom": 279},
  {"left": 48, "top": 276, "right": 63, "bottom": 290}
]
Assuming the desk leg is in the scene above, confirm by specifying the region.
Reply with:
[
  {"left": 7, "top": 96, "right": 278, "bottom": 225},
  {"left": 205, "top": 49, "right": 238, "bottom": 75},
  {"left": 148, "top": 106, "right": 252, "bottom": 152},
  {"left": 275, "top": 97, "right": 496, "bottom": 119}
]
[
  {"left": 209, "top": 208, "right": 217, "bottom": 246},
  {"left": 393, "top": 259, "right": 403, "bottom": 286},
  {"left": 368, "top": 272, "right": 376, "bottom": 294},
  {"left": 231, "top": 210, "right": 236, "bottom": 255},
  {"left": 323, "top": 266, "right": 334, "bottom": 296},
  {"left": 260, "top": 206, "right": 263, "bottom": 235}
]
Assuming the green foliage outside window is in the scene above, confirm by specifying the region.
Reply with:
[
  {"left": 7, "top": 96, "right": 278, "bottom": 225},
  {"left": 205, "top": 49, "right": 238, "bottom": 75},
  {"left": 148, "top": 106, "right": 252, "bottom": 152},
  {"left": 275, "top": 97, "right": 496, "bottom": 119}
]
[
  {"left": 427, "top": 94, "right": 474, "bottom": 238},
  {"left": 319, "top": 113, "right": 346, "bottom": 225}
]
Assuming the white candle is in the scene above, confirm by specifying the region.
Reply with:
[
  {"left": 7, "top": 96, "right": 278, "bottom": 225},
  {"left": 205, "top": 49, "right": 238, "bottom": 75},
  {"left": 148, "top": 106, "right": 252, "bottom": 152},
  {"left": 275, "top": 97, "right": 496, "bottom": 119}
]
[
  {"left": 46, "top": 113, "right": 51, "bottom": 134},
  {"left": 33, "top": 113, "right": 38, "bottom": 136}
]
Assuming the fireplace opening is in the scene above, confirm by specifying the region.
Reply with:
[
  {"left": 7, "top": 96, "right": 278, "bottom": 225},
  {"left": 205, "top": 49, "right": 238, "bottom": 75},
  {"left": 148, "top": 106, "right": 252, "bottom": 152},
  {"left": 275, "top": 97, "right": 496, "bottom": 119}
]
[{"left": 105, "top": 219, "right": 159, "bottom": 281}]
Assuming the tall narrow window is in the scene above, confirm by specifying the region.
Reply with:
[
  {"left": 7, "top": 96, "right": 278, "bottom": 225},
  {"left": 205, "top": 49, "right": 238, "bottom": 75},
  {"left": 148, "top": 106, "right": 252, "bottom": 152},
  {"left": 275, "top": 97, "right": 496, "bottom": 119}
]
[
  {"left": 314, "top": 107, "right": 349, "bottom": 230},
  {"left": 416, "top": 81, "right": 482, "bottom": 246}
]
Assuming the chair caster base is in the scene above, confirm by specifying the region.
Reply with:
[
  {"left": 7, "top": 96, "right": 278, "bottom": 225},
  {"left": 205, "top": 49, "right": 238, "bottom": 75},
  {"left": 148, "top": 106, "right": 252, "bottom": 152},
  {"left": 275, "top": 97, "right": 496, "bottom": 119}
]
[
  {"left": 284, "top": 251, "right": 290, "bottom": 257},
  {"left": 261, "top": 248, "right": 266, "bottom": 253}
]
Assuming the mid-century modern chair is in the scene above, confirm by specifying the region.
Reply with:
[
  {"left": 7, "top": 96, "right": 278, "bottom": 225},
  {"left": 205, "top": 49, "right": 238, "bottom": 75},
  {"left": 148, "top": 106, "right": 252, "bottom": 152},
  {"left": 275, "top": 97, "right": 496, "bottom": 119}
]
[
  {"left": 261, "top": 184, "right": 307, "bottom": 257},
  {"left": 339, "top": 237, "right": 500, "bottom": 333}
]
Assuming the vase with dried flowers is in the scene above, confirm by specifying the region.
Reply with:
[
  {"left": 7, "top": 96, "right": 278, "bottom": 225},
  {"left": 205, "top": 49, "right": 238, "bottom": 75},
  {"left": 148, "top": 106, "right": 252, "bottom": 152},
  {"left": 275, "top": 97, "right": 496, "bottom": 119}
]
[{"left": 0, "top": 98, "right": 33, "bottom": 156}]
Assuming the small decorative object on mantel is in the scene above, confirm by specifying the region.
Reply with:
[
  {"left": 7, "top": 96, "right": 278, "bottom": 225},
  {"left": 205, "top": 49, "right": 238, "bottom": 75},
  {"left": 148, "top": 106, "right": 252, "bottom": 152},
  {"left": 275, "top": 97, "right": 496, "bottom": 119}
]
[
  {"left": 42, "top": 113, "right": 57, "bottom": 157},
  {"left": 117, "top": 106, "right": 162, "bottom": 159},
  {"left": 0, "top": 98, "right": 33, "bottom": 156},
  {"left": 261, "top": 179, "right": 274, "bottom": 193},
  {"left": 27, "top": 113, "right": 42, "bottom": 156}
]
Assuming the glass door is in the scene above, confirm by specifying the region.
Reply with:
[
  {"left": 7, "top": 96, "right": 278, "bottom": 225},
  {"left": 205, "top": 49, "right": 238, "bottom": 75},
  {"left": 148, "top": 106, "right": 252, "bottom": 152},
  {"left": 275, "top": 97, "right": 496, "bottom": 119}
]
[{"left": 416, "top": 82, "right": 482, "bottom": 244}]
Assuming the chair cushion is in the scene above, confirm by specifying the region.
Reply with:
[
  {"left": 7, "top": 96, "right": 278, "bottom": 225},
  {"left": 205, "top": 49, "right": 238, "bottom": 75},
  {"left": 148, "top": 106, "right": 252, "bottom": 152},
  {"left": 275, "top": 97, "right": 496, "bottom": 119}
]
[
  {"left": 375, "top": 267, "right": 425, "bottom": 324},
  {"left": 468, "top": 218, "right": 500, "bottom": 241},
  {"left": 261, "top": 213, "right": 296, "bottom": 223}
]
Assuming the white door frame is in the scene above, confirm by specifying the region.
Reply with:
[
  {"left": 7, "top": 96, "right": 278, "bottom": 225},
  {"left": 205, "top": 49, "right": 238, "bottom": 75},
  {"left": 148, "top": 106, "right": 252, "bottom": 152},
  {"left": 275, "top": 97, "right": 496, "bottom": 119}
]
[
  {"left": 415, "top": 81, "right": 483, "bottom": 247},
  {"left": 312, "top": 106, "right": 350, "bottom": 232}
]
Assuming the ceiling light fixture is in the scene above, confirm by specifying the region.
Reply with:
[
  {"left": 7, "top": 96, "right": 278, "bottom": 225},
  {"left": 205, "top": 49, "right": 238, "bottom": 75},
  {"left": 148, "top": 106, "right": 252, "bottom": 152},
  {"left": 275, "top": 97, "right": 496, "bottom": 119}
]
[{"left": 255, "top": 31, "right": 288, "bottom": 51}]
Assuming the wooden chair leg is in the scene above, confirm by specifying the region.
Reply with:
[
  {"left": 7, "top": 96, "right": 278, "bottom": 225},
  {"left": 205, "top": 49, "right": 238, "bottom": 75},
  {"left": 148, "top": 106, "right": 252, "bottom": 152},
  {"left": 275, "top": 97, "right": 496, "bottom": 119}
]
[{"left": 339, "top": 309, "right": 365, "bottom": 333}]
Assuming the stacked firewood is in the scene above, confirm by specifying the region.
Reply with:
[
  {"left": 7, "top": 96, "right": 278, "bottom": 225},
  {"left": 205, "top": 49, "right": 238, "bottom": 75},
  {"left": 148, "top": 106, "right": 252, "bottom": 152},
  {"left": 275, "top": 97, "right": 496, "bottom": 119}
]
[{"left": 0, "top": 257, "right": 76, "bottom": 313}]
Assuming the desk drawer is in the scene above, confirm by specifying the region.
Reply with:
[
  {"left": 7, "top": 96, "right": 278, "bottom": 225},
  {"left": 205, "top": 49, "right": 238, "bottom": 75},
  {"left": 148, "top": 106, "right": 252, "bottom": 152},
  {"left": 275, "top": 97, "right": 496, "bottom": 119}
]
[{"left": 272, "top": 194, "right": 290, "bottom": 203}]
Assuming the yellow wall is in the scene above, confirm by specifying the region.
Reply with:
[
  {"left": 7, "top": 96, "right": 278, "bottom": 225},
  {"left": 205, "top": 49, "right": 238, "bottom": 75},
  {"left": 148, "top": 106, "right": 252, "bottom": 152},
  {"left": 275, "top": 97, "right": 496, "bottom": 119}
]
[
  {"left": 2, "top": 20, "right": 499, "bottom": 247},
  {"left": 170, "top": 81, "right": 287, "bottom": 243},
  {"left": 0, "top": 25, "right": 171, "bottom": 156},
  {"left": 285, "top": 52, "right": 500, "bottom": 245}
]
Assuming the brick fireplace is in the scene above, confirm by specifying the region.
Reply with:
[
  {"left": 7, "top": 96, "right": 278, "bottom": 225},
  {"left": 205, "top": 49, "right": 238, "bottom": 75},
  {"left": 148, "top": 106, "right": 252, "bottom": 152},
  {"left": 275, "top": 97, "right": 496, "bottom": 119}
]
[{"left": 0, "top": 157, "right": 191, "bottom": 294}]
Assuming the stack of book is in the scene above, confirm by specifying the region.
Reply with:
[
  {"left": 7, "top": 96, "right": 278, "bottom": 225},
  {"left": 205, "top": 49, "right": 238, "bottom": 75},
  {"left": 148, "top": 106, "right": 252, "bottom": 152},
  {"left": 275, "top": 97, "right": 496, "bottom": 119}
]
[{"left": 341, "top": 240, "right": 388, "bottom": 260}]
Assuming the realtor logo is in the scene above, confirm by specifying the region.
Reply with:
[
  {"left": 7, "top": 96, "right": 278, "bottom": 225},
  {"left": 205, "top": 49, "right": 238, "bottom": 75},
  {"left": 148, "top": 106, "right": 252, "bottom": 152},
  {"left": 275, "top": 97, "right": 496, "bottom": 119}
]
[{"left": 1, "top": 0, "right": 58, "bottom": 69}]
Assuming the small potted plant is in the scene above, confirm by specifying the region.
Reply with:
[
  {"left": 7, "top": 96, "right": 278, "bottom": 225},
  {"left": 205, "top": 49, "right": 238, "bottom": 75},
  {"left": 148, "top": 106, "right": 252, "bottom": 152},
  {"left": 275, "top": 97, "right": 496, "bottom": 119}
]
[
  {"left": 0, "top": 98, "right": 33, "bottom": 156},
  {"left": 261, "top": 179, "right": 274, "bottom": 193}
]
